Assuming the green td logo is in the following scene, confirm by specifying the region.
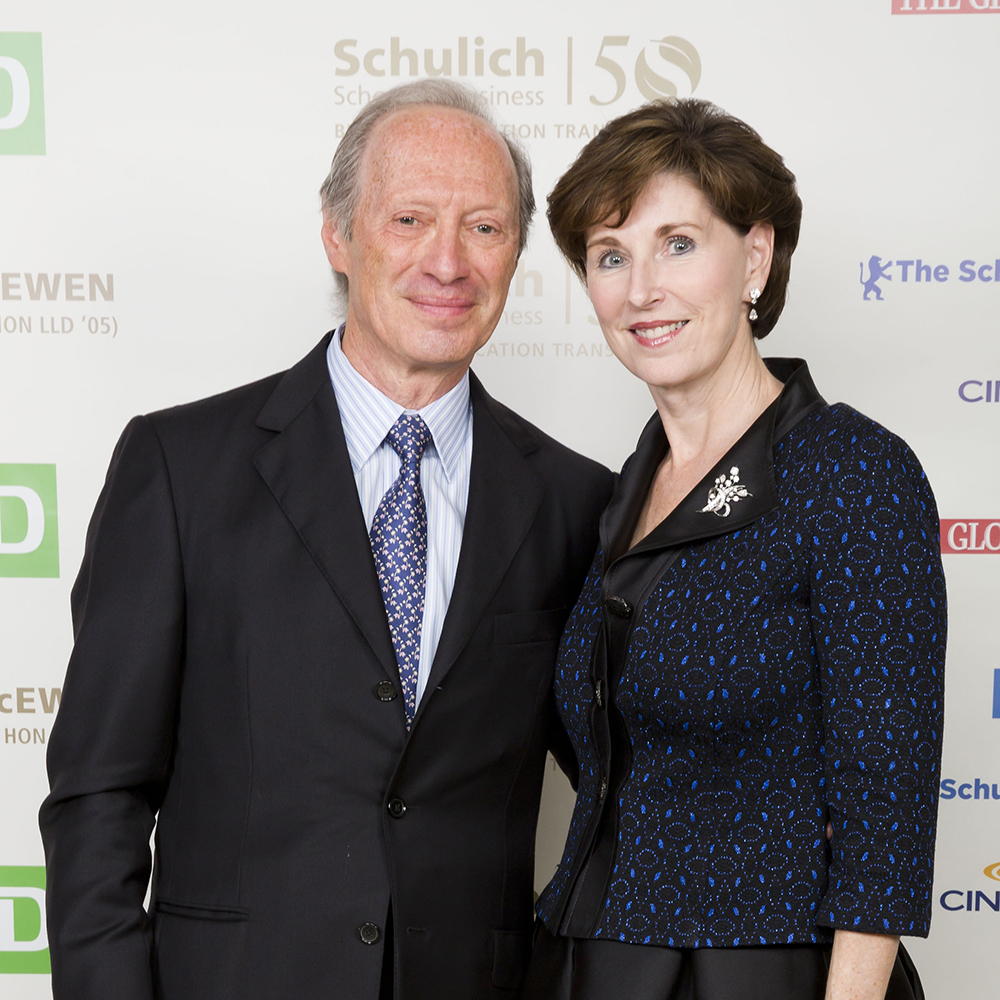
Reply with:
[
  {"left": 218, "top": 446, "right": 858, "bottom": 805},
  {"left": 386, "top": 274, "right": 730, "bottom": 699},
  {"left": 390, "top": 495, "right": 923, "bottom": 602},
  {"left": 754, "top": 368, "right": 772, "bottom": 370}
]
[
  {"left": 0, "top": 464, "right": 59, "bottom": 577},
  {"left": 0, "top": 33, "right": 45, "bottom": 155},
  {"left": 0, "top": 867, "right": 50, "bottom": 974}
]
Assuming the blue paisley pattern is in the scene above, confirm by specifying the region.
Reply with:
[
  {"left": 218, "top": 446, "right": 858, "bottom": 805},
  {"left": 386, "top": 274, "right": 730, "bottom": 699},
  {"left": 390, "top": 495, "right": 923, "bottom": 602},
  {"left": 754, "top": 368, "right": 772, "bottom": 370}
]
[
  {"left": 370, "top": 414, "right": 432, "bottom": 728},
  {"left": 537, "top": 403, "right": 946, "bottom": 947}
]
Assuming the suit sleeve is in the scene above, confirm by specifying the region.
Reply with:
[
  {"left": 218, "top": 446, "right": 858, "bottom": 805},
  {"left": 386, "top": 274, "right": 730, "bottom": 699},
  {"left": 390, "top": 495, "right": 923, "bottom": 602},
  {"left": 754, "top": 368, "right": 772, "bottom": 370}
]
[
  {"left": 39, "top": 415, "right": 185, "bottom": 999},
  {"left": 809, "top": 423, "right": 946, "bottom": 937}
]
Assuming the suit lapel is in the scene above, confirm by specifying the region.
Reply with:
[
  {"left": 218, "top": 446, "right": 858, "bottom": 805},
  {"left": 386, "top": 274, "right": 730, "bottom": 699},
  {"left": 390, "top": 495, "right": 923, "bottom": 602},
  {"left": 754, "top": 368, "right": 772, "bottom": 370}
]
[
  {"left": 253, "top": 335, "right": 398, "bottom": 680},
  {"left": 419, "top": 375, "right": 545, "bottom": 712}
]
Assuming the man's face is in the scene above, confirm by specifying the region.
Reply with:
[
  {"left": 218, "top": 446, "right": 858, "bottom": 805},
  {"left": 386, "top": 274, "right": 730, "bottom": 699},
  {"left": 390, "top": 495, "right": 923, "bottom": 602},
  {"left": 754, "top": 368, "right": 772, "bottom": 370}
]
[{"left": 322, "top": 106, "right": 521, "bottom": 395}]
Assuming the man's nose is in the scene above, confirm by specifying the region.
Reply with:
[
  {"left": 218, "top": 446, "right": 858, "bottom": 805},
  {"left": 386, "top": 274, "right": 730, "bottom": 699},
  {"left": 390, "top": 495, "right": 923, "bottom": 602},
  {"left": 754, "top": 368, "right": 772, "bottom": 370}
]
[{"left": 422, "top": 224, "right": 471, "bottom": 284}]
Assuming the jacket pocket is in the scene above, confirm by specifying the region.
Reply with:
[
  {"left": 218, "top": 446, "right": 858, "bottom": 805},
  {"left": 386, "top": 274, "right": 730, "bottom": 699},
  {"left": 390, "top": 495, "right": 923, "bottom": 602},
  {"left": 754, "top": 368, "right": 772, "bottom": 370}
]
[
  {"left": 493, "top": 608, "right": 568, "bottom": 645},
  {"left": 154, "top": 899, "right": 250, "bottom": 921},
  {"left": 492, "top": 928, "right": 532, "bottom": 989}
]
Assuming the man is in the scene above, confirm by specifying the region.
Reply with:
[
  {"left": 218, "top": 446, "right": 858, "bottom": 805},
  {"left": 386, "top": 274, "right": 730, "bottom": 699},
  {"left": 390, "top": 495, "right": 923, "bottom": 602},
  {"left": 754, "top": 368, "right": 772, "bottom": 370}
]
[{"left": 39, "top": 79, "right": 613, "bottom": 1000}]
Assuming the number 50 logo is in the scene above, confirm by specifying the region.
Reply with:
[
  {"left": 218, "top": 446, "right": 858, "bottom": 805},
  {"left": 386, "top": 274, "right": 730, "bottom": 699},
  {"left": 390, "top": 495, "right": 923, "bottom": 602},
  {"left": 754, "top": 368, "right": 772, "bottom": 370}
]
[{"left": 569, "top": 36, "right": 701, "bottom": 106}]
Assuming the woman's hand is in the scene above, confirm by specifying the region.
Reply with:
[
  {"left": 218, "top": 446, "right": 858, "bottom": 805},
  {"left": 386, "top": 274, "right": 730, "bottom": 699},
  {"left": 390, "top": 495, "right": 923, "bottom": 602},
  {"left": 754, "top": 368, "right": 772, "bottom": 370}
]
[{"left": 825, "top": 929, "right": 899, "bottom": 1000}]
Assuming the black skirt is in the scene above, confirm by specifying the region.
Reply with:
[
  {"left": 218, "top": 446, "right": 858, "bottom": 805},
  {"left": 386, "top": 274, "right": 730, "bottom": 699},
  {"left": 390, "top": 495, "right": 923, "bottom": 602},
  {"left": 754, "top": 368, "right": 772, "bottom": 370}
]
[{"left": 521, "top": 924, "right": 924, "bottom": 1000}]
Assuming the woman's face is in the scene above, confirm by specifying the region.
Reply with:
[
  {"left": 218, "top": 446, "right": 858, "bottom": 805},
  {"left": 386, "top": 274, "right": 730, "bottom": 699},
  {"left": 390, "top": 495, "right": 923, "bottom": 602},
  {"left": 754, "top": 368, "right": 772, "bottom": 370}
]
[{"left": 585, "top": 172, "right": 771, "bottom": 396}]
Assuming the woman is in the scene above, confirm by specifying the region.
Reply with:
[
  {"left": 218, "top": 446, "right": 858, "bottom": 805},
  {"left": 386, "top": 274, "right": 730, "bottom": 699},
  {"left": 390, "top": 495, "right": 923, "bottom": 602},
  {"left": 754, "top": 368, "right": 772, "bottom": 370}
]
[{"left": 524, "top": 100, "right": 945, "bottom": 1000}]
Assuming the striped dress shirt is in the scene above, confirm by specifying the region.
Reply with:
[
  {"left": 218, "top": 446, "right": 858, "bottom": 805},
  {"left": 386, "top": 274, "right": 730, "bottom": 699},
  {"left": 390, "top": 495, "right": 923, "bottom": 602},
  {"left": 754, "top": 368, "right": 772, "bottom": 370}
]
[{"left": 326, "top": 328, "right": 473, "bottom": 710}]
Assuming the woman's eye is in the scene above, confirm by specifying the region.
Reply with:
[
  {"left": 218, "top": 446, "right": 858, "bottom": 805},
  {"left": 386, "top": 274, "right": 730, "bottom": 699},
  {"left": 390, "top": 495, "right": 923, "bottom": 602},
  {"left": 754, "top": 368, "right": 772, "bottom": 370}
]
[
  {"left": 597, "top": 250, "right": 626, "bottom": 269},
  {"left": 668, "top": 236, "right": 694, "bottom": 254}
]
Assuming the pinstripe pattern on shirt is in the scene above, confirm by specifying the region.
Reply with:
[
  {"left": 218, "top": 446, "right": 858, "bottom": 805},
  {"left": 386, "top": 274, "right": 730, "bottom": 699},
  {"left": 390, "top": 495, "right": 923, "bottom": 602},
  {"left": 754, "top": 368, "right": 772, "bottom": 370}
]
[{"left": 326, "top": 327, "right": 472, "bottom": 709}]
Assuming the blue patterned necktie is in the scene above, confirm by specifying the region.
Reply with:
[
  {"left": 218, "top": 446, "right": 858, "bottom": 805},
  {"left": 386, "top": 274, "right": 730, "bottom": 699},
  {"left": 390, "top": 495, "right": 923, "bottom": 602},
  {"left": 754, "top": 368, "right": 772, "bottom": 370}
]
[{"left": 370, "top": 414, "right": 433, "bottom": 729}]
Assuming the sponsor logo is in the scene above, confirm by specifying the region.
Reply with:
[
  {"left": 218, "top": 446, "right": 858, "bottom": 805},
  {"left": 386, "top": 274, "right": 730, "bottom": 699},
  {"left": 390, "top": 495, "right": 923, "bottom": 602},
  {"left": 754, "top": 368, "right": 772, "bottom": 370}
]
[
  {"left": 0, "top": 867, "right": 49, "bottom": 974},
  {"left": 986, "top": 863, "right": 1000, "bottom": 881},
  {"left": 893, "top": 0, "right": 1000, "bottom": 12},
  {"left": 958, "top": 380, "right": 1000, "bottom": 403},
  {"left": 0, "top": 465, "right": 58, "bottom": 577},
  {"left": 939, "top": 520, "right": 1000, "bottom": 554},
  {"left": 860, "top": 255, "right": 893, "bottom": 300},
  {"left": 939, "top": 888, "right": 1000, "bottom": 912},
  {"left": 860, "top": 256, "right": 1000, "bottom": 299},
  {"left": 939, "top": 778, "right": 1000, "bottom": 800},
  {"left": 994, "top": 669, "right": 1000, "bottom": 720},
  {"left": 0, "top": 32, "right": 45, "bottom": 155}
]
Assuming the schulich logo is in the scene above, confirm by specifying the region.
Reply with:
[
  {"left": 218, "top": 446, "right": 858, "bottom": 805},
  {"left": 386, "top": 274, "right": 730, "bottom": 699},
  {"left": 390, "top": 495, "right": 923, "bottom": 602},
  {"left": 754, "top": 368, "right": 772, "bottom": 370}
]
[
  {"left": 939, "top": 520, "right": 1000, "bottom": 554},
  {"left": 940, "top": 778, "right": 1000, "bottom": 801}
]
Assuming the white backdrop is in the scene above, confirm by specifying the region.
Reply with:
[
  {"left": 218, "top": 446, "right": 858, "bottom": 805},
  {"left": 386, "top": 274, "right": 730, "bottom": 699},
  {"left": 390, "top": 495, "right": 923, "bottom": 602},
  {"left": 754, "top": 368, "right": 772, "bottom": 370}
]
[{"left": 2, "top": 1, "right": 999, "bottom": 995}]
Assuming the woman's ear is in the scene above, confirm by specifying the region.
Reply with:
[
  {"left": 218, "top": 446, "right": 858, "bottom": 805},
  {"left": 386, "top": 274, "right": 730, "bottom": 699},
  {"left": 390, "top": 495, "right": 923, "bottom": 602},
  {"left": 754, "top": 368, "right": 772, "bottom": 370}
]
[{"left": 745, "top": 222, "right": 775, "bottom": 298}]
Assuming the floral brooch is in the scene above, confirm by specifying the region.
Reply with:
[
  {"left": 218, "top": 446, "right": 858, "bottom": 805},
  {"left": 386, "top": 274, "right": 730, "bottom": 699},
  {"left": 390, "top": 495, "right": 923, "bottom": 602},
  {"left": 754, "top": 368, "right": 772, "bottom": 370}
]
[{"left": 699, "top": 466, "right": 751, "bottom": 517}]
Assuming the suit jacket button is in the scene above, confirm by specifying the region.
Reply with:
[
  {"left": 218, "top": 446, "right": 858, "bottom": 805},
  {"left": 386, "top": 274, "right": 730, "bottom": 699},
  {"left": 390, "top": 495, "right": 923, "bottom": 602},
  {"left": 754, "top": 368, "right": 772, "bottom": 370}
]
[
  {"left": 605, "top": 596, "right": 633, "bottom": 619},
  {"left": 375, "top": 680, "right": 397, "bottom": 701},
  {"left": 388, "top": 797, "right": 407, "bottom": 818},
  {"left": 359, "top": 922, "right": 381, "bottom": 945}
]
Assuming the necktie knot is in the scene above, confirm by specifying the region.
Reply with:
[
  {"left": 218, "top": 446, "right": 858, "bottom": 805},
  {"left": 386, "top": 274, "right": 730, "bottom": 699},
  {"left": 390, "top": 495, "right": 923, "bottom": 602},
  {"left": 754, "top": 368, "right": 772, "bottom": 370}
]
[{"left": 386, "top": 414, "right": 432, "bottom": 468}]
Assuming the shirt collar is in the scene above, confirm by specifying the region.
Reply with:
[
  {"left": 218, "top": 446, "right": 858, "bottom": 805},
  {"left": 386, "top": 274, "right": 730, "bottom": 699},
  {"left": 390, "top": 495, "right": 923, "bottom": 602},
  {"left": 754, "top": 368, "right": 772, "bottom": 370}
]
[
  {"left": 602, "top": 358, "right": 826, "bottom": 567},
  {"left": 327, "top": 325, "right": 471, "bottom": 481}
]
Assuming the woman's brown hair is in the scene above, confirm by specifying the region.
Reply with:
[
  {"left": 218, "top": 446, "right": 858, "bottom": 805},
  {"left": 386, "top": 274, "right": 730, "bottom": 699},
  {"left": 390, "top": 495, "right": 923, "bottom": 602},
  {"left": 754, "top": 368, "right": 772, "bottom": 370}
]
[{"left": 547, "top": 99, "right": 801, "bottom": 338}]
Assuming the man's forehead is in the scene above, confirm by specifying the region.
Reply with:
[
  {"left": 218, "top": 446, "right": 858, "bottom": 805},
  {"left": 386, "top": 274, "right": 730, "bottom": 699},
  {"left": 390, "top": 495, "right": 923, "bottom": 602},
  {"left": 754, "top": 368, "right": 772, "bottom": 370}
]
[
  {"left": 372, "top": 104, "right": 501, "bottom": 148},
  {"left": 359, "top": 104, "right": 517, "bottom": 207}
]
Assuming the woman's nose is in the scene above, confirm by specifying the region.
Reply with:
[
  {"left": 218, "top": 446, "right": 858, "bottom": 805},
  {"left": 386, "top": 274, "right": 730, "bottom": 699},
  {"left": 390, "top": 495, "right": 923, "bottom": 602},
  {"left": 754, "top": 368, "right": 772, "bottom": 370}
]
[{"left": 626, "top": 257, "right": 665, "bottom": 308}]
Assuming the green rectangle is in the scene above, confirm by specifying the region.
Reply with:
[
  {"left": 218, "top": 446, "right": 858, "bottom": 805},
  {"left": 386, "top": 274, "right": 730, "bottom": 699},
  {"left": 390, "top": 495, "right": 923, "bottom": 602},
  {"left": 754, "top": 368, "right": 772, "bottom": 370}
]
[
  {"left": 0, "top": 464, "right": 59, "bottom": 577},
  {"left": 0, "top": 866, "right": 50, "bottom": 974},
  {"left": 0, "top": 32, "right": 45, "bottom": 155}
]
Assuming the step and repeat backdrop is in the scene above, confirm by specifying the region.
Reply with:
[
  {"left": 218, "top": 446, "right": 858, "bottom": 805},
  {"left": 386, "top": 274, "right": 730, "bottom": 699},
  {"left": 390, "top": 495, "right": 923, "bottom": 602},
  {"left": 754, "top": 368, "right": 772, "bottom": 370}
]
[{"left": 2, "top": 1, "right": 998, "bottom": 996}]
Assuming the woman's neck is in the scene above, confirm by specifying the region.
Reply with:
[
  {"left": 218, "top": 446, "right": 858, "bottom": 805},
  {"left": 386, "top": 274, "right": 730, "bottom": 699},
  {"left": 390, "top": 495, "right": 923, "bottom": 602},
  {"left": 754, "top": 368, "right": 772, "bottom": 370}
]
[{"left": 648, "top": 341, "right": 782, "bottom": 472}]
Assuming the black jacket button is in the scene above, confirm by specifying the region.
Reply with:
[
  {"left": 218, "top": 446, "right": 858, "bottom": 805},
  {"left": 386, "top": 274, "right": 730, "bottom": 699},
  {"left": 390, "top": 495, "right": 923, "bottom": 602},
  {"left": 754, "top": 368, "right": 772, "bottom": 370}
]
[
  {"left": 359, "top": 922, "right": 381, "bottom": 945},
  {"left": 605, "top": 596, "right": 633, "bottom": 619},
  {"left": 387, "top": 797, "right": 407, "bottom": 818},
  {"left": 375, "top": 680, "right": 397, "bottom": 701}
]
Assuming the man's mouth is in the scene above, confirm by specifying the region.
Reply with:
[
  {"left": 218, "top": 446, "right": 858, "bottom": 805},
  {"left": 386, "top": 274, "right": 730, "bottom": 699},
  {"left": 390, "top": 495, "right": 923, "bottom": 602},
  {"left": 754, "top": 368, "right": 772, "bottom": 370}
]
[
  {"left": 629, "top": 320, "right": 688, "bottom": 346},
  {"left": 410, "top": 297, "right": 476, "bottom": 317}
]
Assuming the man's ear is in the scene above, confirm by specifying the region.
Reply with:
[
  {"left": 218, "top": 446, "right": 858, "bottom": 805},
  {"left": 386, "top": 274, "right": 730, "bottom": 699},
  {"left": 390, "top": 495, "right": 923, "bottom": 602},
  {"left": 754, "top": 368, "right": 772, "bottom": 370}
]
[
  {"left": 745, "top": 222, "right": 774, "bottom": 298},
  {"left": 321, "top": 216, "right": 350, "bottom": 276}
]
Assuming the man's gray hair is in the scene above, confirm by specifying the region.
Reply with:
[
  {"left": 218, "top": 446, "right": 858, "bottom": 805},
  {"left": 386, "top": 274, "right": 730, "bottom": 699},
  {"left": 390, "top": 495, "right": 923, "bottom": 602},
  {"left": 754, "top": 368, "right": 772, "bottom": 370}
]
[{"left": 319, "top": 79, "right": 535, "bottom": 298}]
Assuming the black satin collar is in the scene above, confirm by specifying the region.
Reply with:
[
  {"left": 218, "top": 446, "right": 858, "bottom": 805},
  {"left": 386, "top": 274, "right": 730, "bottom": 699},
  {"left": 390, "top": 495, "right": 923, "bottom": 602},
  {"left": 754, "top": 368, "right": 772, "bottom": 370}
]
[{"left": 600, "top": 359, "right": 826, "bottom": 571}]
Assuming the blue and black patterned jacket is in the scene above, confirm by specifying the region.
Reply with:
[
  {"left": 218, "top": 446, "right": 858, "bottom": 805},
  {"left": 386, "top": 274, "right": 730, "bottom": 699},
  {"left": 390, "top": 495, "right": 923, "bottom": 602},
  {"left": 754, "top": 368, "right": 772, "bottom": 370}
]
[{"left": 536, "top": 359, "right": 946, "bottom": 948}]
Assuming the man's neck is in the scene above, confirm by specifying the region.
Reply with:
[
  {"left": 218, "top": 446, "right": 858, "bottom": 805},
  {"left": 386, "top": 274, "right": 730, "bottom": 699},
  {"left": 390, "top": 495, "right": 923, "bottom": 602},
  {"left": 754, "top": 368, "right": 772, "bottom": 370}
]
[{"left": 340, "top": 327, "right": 469, "bottom": 410}]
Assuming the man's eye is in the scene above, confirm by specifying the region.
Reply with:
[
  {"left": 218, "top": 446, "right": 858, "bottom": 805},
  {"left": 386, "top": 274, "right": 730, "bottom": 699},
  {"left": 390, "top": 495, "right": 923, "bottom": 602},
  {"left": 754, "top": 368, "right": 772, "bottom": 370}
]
[
  {"left": 398, "top": 216, "right": 417, "bottom": 226},
  {"left": 476, "top": 223, "right": 496, "bottom": 234}
]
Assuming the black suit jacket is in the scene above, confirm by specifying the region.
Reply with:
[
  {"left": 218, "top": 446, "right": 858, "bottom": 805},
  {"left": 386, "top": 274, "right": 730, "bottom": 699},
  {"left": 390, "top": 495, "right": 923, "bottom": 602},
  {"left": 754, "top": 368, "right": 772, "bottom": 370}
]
[{"left": 40, "top": 334, "right": 614, "bottom": 1000}]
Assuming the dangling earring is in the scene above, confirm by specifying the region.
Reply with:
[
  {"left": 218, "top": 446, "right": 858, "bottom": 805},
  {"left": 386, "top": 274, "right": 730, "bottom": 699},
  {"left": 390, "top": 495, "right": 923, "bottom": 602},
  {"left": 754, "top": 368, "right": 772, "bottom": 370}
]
[{"left": 748, "top": 288, "right": 761, "bottom": 322}]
